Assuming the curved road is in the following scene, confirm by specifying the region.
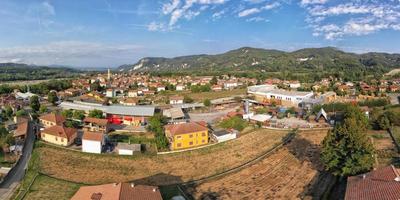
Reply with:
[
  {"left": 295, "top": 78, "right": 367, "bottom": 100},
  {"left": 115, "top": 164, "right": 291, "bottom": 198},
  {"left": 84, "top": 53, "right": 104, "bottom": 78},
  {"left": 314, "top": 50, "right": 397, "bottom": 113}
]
[{"left": 0, "top": 121, "right": 36, "bottom": 199}]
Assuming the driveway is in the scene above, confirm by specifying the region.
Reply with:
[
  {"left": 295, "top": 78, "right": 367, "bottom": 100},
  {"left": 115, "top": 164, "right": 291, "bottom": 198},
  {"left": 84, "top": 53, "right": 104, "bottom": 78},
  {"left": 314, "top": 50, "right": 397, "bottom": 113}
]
[
  {"left": 0, "top": 121, "right": 36, "bottom": 198},
  {"left": 189, "top": 107, "right": 238, "bottom": 124}
]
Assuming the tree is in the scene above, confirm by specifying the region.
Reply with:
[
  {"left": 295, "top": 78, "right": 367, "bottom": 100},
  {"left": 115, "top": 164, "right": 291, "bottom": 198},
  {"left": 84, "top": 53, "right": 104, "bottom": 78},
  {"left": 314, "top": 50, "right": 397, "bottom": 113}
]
[
  {"left": 183, "top": 95, "right": 194, "bottom": 103},
  {"left": 203, "top": 99, "right": 211, "bottom": 107},
  {"left": 321, "top": 106, "right": 374, "bottom": 176},
  {"left": 73, "top": 110, "right": 85, "bottom": 120},
  {"left": 16, "top": 110, "right": 27, "bottom": 117},
  {"left": 39, "top": 105, "right": 48, "bottom": 113},
  {"left": 147, "top": 114, "right": 168, "bottom": 150},
  {"left": 48, "top": 91, "right": 58, "bottom": 105},
  {"left": 4, "top": 106, "right": 13, "bottom": 118},
  {"left": 378, "top": 114, "right": 391, "bottom": 130},
  {"left": 61, "top": 109, "right": 73, "bottom": 118},
  {"left": 89, "top": 109, "right": 104, "bottom": 118},
  {"left": 210, "top": 76, "right": 218, "bottom": 85},
  {"left": 30, "top": 95, "right": 40, "bottom": 112}
]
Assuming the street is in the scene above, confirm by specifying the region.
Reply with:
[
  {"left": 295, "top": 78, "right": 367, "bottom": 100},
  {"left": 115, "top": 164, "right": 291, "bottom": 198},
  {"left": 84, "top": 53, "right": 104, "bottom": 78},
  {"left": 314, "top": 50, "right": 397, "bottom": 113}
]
[{"left": 0, "top": 121, "right": 36, "bottom": 199}]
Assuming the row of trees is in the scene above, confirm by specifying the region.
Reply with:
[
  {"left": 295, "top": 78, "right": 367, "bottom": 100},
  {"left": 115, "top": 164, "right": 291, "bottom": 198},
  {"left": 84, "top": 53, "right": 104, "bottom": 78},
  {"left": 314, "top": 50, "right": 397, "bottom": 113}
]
[{"left": 147, "top": 114, "right": 169, "bottom": 150}]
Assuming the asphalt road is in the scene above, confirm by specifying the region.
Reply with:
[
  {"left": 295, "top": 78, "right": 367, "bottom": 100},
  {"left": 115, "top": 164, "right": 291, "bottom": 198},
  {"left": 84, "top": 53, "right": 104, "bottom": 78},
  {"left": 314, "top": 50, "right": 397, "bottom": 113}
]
[{"left": 0, "top": 121, "right": 36, "bottom": 188}]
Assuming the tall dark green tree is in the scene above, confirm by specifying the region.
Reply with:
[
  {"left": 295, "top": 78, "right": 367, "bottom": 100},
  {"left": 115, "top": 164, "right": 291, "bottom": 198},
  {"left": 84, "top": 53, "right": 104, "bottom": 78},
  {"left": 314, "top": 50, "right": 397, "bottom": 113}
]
[
  {"left": 88, "top": 109, "right": 104, "bottom": 118},
  {"left": 48, "top": 91, "right": 58, "bottom": 106},
  {"left": 321, "top": 105, "right": 374, "bottom": 176},
  {"left": 30, "top": 95, "right": 40, "bottom": 112},
  {"left": 210, "top": 76, "right": 218, "bottom": 85}
]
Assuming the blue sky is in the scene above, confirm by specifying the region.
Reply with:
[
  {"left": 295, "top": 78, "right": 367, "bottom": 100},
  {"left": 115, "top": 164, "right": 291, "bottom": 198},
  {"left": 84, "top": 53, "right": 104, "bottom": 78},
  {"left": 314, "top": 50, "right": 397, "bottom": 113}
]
[{"left": 1, "top": 0, "right": 400, "bottom": 68}]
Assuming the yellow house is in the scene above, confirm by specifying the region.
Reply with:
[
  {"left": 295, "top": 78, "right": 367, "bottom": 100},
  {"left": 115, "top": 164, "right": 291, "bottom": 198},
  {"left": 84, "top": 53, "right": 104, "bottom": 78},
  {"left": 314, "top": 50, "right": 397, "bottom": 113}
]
[
  {"left": 41, "top": 125, "right": 77, "bottom": 146},
  {"left": 165, "top": 122, "right": 209, "bottom": 150}
]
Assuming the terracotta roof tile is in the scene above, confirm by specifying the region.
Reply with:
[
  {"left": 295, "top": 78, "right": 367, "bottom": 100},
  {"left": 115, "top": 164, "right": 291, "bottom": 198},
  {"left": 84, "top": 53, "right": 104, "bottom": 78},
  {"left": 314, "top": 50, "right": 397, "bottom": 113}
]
[
  {"left": 42, "top": 125, "right": 77, "bottom": 140},
  {"left": 39, "top": 113, "right": 65, "bottom": 125},
  {"left": 82, "top": 131, "right": 103, "bottom": 142},
  {"left": 165, "top": 122, "right": 208, "bottom": 136},
  {"left": 84, "top": 117, "right": 109, "bottom": 126},
  {"left": 345, "top": 165, "right": 400, "bottom": 200}
]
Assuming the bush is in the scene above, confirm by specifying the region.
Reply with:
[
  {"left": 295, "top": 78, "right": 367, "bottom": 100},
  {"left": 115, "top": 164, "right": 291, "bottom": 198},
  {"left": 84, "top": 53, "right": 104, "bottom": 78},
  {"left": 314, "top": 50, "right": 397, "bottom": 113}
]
[{"left": 219, "top": 116, "right": 248, "bottom": 131}]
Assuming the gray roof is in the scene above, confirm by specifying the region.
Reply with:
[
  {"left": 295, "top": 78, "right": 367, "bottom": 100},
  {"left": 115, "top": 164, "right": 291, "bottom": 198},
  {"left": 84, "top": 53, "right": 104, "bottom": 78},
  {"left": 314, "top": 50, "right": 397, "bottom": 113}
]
[
  {"left": 59, "top": 101, "right": 155, "bottom": 117},
  {"left": 163, "top": 107, "right": 185, "bottom": 119},
  {"left": 116, "top": 143, "right": 141, "bottom": 151},
  {"left": 106, "top": 105, "right": 155, "bottom": 116}
]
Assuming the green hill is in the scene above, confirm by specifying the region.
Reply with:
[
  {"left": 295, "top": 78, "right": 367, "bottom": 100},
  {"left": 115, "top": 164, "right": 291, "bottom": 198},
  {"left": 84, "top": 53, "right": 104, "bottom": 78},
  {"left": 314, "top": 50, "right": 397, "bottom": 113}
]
[{"left": 118, "top": 47, "right": 400, "bottom": 80}]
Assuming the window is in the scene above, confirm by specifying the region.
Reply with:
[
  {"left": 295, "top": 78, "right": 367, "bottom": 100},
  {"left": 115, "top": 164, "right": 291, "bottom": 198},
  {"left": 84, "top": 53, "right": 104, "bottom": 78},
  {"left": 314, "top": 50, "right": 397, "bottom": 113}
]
[
  {"left": 177, "top": 143, "right": 182, "bottom": 147},
  {"left": 202, "top": 140, "right": 205, "bottom": 143},
  {"left": 202, "top": 132, "right": 206, "bottom": 137},
  {"left": 42, "top": 134, "right": 45, "bottom": 138},
  {"left": 61, "top": 138, "right": 64, "bottom": 142},
  {"left": 176, "top": 135, "right": 182, "bottom": 139},
  {"left": 189, "top": 142, "right": 193, "bottom": 145},
  {"left": 55, "top": 137, "right": 58, "bottom": 141},
  {"left": 189, "top": 134, "right": 193, "bottom": 138}
]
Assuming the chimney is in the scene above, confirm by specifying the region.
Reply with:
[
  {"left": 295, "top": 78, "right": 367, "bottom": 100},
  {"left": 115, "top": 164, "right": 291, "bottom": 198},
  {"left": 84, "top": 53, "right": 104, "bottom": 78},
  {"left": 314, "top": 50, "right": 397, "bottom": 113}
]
[
  {"left": 152, "top": 188, "right": 157, "bottom": 192},
  {"left": 362, "top": 174, "right": 366, "bottom": 179},
  {"left": 130, "top": 183, "right": 135, "bottom": 188}
]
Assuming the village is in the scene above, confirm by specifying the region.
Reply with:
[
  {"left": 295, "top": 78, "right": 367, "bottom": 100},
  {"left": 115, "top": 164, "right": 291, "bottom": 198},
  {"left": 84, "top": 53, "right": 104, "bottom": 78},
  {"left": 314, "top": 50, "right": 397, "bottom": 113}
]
[{"left": 0, "top": 69, "right": 400, "bottom": 199}]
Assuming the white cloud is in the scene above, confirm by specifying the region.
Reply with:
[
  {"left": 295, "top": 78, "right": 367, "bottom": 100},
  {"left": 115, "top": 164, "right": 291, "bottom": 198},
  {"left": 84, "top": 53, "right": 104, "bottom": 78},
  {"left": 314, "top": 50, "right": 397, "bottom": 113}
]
[
  {"left": 0, "top": 41, "right": 143, "bottom": 67},
  {"left": 161, "top": 0, "right": 228, "bottom": 27},
  {"left": 304, "top": 1, "right": 400, "bottom": 40},
  {"left": 246, "top": 16, "right": 269, "bottom": 22},
  {"left": 147, "top": 22, "right": 167, "bottom": 31},
  {"left": 212, "top": 10, "right": 225, "bottom": 19},
  {"left": 238, "top": 8, "right": 260, "bottom": 17},
  {"left": 238, "top": 1, "right": 281, "bottom": 17},
  {"left": 42, "top": 1, "right": 55, "bottom": 16},
  {"left": 300, "top": 0, "right": 328, "bottom": 6}
]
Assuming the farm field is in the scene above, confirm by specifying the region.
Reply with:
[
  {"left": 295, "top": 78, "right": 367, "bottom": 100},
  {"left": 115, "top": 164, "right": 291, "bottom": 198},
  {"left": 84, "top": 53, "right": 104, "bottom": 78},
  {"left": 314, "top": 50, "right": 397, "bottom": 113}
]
[
  {"left": 36, "top": 128, "right": 287, "bottom": 185},
  {"left": 186, "top": 129, "right": 329, "bottom": 200},
  {"left": 368, "top": 129, "right": 399, "bottom": 167}
]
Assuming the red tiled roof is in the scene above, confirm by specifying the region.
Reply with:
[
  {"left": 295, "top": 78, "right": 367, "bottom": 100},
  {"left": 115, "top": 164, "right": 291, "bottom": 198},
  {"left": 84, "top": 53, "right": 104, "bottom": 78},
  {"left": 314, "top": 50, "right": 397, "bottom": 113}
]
[
  {"left": 42, "top": 125, "right": 77, "bottom": 140},
  {"left": 71, "top": 183, "right": 162, "bottom": 200},
  {"left": 39, "top": 113, "right": 65, "bottom": 125},
  {"left": 82, "top": 131, "right": 103, "bottom": 142},
  {"left": 345, "top": 165, "right": 400, "bottom": 200},
  {"left": 84, "top": 117, "right": 109, "bottom": 126},
  {"left": 14, "top": 121, "right": 28, "bottom": 137},
  {"left": 165, "top": 122, "right": 208, "bottom": 136}
]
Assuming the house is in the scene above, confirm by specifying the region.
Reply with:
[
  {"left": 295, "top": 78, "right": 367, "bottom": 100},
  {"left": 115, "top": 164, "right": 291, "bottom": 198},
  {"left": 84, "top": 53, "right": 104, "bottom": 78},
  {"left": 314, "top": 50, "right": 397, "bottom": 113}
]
[
  {"left": 165, "top": 122, "right": 209, "bottom": 150},
  {"left": 39, "top": 113, "right": 65, "bottom": 128},
  {"left": 71, "top": 182, "right": 163, "bottom": 200},
  {"left": 41, "top": 125, "right": 77, "bottom": 146},
  {"left": 176, "top": 84, "right": 185, "bottom": 91},
  {"left": 116, "top": 143, "right": 141, "bottom": 155},
  {"left": 163, "top": 107, "right": 185, "bottom": 121},
  {"left": 106, "top": 89, "right": 116, "bottom": 98},
  {"left": 82, "top": 131, "right": 104, "bottom": 154},
  {"left": 13, "top": 121, "right": 29, "bottom": 140},
  {"left": 127, "top": 90, "right": 138, "bottom": 97},
  {"left": 156, "top": 85, "right": 165, "bottom": 92},
  {"left": 212, "top": 129, "right": 238, "bottom": 143},
  {"left": 315, "top": 108, "right": 328, "bottom": 123},
  {"left": 249, "top": 114, "right": 272, "bottom": 124},
  {"left": 345, "top": 165, "right": 400, "bottom": 200},
  {"left": 120, "top": 98, "right": 138, "bottom": 106},
  {"left": 288, "top": 81, "right": 301, "bottom": 89},
  {"left": 224, "top": 81, "right": 238, "bottom": 90},
  {"left": 15, "top": 91, "right": 36, "bottom": 102},
  {"left": 169, "top": 96, "right": 184, "bottom": 105},
  {"left": 212, "top": 85, "right": 223, "bottom": 92},
  {"left": 83, "top": 117, "right": 110, "bottom": 133}
]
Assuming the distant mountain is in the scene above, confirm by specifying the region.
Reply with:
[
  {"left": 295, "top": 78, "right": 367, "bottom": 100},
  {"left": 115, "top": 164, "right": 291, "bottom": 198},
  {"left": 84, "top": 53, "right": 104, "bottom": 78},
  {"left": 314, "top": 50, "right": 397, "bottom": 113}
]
[
  {"left": 0, "top": 63, "right": 81, "bottom": 82},
  {"left": 118, "top": 47, "right": 400, "bottom": 74}
]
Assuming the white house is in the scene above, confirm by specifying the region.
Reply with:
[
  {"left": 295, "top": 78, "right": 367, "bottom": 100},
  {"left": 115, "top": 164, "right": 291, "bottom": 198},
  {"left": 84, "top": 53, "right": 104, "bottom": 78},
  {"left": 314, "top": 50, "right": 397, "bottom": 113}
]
[
  {"left": 116, "top": 143, "right": 141, "bottom": 155},
  {"left": 157, "top": 86, "right": 166, "bottom": 92},
  {"left": 176, "top": 85, "right": 185, "bottom": 91},
  {"left": 127, "top": 90, "right": 138, "bottom": 97},
  {"left": 82, "top": 131, "right": 104, "bottom": 154},
  {"left": 212, "top": 129, "right": 238, "bottom": 143},
  {"left": 169, "top": 96, "right": 184, "bottom": 105},
  {"left": 106, "top": 89, "right": 116, "bottom": 98}
]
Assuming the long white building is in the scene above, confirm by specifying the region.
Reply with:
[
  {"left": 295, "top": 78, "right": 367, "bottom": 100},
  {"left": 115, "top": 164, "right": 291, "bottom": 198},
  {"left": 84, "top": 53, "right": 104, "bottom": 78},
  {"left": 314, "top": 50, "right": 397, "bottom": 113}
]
[{"left": 247, "top": 84, "right": 314, "bottom": 107}]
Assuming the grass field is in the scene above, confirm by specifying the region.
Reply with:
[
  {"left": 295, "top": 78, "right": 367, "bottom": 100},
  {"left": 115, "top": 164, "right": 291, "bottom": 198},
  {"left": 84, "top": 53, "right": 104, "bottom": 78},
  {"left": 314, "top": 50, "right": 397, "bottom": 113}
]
[
  {"left": 36, "top": 128, "right": 287, "bottom": 185},
  {"left": 186, "top": 129, "right": 330, "bottom": 200},
  {"left": 367, "top": 129, "right": 400, "bottom": 167}
]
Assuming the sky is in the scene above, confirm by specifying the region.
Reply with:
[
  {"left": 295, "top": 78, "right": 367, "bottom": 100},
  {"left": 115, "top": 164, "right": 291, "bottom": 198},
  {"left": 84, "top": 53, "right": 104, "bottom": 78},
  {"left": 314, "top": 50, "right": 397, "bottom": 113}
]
[{"left": 1, "top": 0, "right": 400, "bottom": 68}]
